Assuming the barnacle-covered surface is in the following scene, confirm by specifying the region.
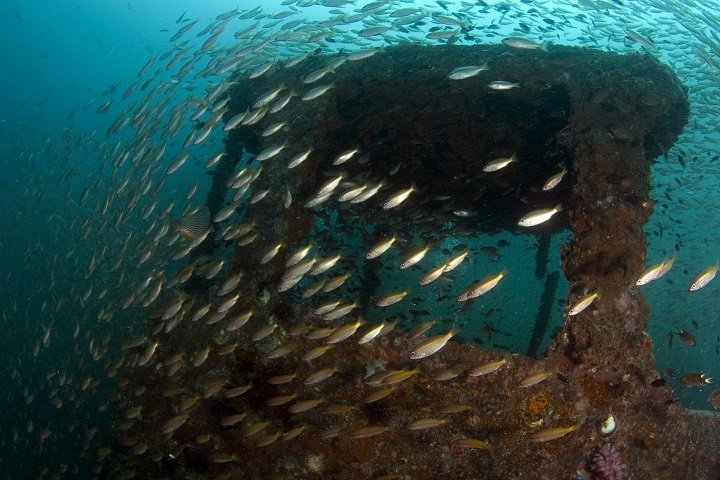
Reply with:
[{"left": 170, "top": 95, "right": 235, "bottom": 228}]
[{"left": 100, "top": 45, "right": 720, "bottom": 480}]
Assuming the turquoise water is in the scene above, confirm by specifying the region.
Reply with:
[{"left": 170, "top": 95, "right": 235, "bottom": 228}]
[{"left": 1, "top": 0, "right": 719, "bottom": 477}]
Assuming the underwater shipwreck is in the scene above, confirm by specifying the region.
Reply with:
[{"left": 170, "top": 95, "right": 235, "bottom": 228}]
[{"left": 107, "top": 43, "right": 720, "bottom": 479}]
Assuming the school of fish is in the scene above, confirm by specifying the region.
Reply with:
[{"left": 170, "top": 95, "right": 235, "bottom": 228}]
[{"left": 2, "top": 0, "right": 720, "bottom": 478}]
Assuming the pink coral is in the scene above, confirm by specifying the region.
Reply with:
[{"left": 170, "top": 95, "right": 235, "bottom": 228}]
[{"left": 589, "top": 443, "right": 626, "bottom": 480}]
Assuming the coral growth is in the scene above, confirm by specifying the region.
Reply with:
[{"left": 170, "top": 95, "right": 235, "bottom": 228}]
[
  {"left": 526, "top": 390, "right": 552, "bottom": 414},
  {"left": 589, "top": 443, "right": 626, "bottom": 480}
]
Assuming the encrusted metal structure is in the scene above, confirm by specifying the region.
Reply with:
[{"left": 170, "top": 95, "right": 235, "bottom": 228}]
[{"left": 109, "top": 45, "right": 720, "bottom": 479}]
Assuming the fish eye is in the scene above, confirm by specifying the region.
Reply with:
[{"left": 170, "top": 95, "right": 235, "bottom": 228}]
[{"left": 410, "top": 352, "right": 417, "bottom": 358}]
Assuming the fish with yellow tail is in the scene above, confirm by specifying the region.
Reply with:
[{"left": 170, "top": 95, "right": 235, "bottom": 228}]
[
  {"left": 468, "top": 358, "right": 507, "bottom": 376},
  {"left": 528, "top": 422, "right": 582, "bottom": 442},
  {"left": 518, "top": 204, "right": 563, "bottom": 227},
  {"left": 382, "top": 184, "right": 417, "bottom": 209},
  {"left": 376, "top": 290, "right": 409, "bottom": 307},
  {"left": 519, "top": 370, "right": 553, "bottom": 388},
  {"left": 567, "top": 291, "right": 599, "bottom": 316},
  {"left": 419, "top": 263, "right": 448, "bottom": 285},
  {"left": 636, "top": 255, "right": 675, "bottom": 286},
  {"left": 453, "top": 438, "right": 493, "bottom": 450},
  {"left": 689, "top": 264, "right": 720, "bottom": 291},
  {"left": 400, "top": 244, "right": 430, "bottom": 269},
  {"left": 482, "top": 153, "right": 516, "bottom": 172},
  {"left": 410, "top": 328, "right": 458, "bottom": 359},
  {"left": 542, "top": 166, "right": 567, "bottom": 190},
  {"left": 457, "top": 270, "right": 506, "bottom": 301},
  {"left": 366, "top": 235, "right": 396, "bottom": 259}
]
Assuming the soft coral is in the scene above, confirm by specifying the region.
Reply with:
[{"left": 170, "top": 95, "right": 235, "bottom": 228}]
[{"left": 589, "top": 443, "right": 627, "bottom": 480}]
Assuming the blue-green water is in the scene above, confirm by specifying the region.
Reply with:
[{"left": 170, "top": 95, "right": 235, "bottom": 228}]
[{"left": 1, "top": 0, "right": 719, "bottom": 477}]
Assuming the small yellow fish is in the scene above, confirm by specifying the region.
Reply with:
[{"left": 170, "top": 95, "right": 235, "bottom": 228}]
[
  {"left": 303, "top": 66, "right": 332, "bottom": 84},
  {"left": 528, "top": 422, "right": 581, "bottom": 442},
  {"left": 302, "top": 345, "right": 334, "bottom": 362},
  {"left": 381, "top": 367, "right": 421, "bottom": 385},
  {"left": 432, "top": 368, "right": 463, "bottom": 381},
  {"left": 223, "top": 384, "right": 251, "bottom": 398},
  {"left": 689, "top": 264, "right": 720, "bottom": 291},
  {"left": 261, "top": 121, "right": 286, "bottom": 137},
  {"left": 265, "top": 393, "right": 297, "bottom": 406},
  {"left": 410, "top": 329, "right": 458, "bottom": 359},
  {"left": 350, "top": 180, "right": 385, "bottom": 203},
  {"left": 192, "top": 346, "right": 211, "bottom": 367},
  {"left": 400, "top": 245, "right": 429, "bottom": 269},
  {"left": 315, "top": 175, "right": 344, "bottom": 198},
  {"left": 314, "top": 300, "right": 340, "bottom": 316},
  {"left": 542, "top": 166, "right": 567, "bottom": 190},
  {"left": 288, "top": 398, "right": 323, "bottom": 413},
  {"left": 333, "top": 148, "right": 360, "bottom": 165},
  {"left": 260, "top": 242, "right": 283, "bottom": 264},
  {"left": 301, "top": 82, "right": 335, "bottom": 101},
  {"left": 382, "top": 184, "right": 417, "bottom": 209},
  {"left": 161, "top": 413, "right": 189, "bottom": 433},
  {"left": 407, "top": 418, "right": 449, "bottom": 430},
  {"left": 255, "top": 431, "right": 281, "bottom": 447},
  {"left": 326, "top": 318, "right": 364, "bottom": 343},
  {"left": 636, "top": 256, "right": 675, "bottom": 286},
  {"left": 364, "top": 386, "right": 397, "bottom": 403},
  {"left": 376, "top": 290, "right": 409, "bottom": 307},
  {"left": 457, "top": 270, "right": 506, "bottom": 301},
  {"left": 323, "top": 404, "right": 359, "bottom": 415},
  {"left": 322, "top": 273, "right": 351, "bottom": 293},
  {"left": 482, "top": 153, "right": 516, "bottom": 172},
  {"left": 453, "top": 438, "right": 492, "bottom": 450},
  {"left": 283, "top": 424, "right": 308, "bottom": 441},
  {"left": 267, "top": 372, "right": 297, "bottom": 385},
  {"left": 226, "top": 310, "right": 253, "bottom": 332},
  {"left": 286, "top": 243, "right": 313, "bottom": 267},
  {"left": 440, "top": 404, "right": 473, "bottom": 414},
  {"left": 468, "top": 358, "right": 507, "bottom": 377},
  {"left": 310, "top": 253, "right": 342, "bottom": 275},
  {"left": 419, "top": 263, "right": 448, "bottom": 285},
  {"left": 255, "top": 143, "right": 286, "bottom": 161},
  {"left": 443, "top": 251, "right": 468, "bottom": 272},
  {"left": 251, "top": 323, "right": 277, "bottom": 342},
  {"left": 304, "top": 367, "right": 339, "bottom": 385},
  {"left": 517, "top": 204, "right": 562, "bottom": 227},
  {"left": 338, "top": 184, "right": 367, "bottom": 202},
  {"left": 357, "top": 322, "right": 385, "bottom": 344},
  {"left": 323, "top": 302, "right": 358, "bottom": 321},
  {"left": 209, "top": 452, "right": 237, "bottom": 463},
  {"left": 366, "top": 235, "right": 396, "bottom": 259},
  {"left": 287, "top": 148, "right": 312, "bottom": 169},
  {"left": 349, "top": 425, "right": 390, "bottom": 439},
  {"left": 243, "top": 421, "right": 270, "bottom": 437},
  {"left": 305, "top": 327, "right": 336, "bottom": 340},
  {"left": 568, "top": 291, "right": 599, "bottom": 316},
  {"left": 302, "top": 279, "right": 326, "bottom": 298},
  {"left": 519, "top": 370, "right": 553, "bottom": 388},
  {"left": 409, "top": 319, "right": 438, "bottom": 339}
]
